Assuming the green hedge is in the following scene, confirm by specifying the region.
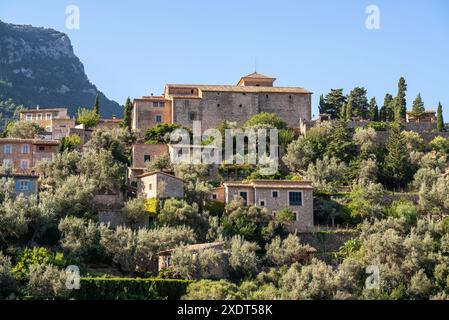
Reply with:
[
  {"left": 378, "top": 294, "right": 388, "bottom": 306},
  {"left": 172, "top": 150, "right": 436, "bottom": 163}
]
[{"left": 73, "top": 277, "right": 191, "bottom": 300}]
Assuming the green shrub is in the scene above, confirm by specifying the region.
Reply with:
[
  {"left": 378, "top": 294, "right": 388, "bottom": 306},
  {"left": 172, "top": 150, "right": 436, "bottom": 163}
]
[
  {"left": 73, "top": 277, "right": 191, "bottom": 300},
  {"left": 368, "top": 122, "right": 388, "bottom": 132}
]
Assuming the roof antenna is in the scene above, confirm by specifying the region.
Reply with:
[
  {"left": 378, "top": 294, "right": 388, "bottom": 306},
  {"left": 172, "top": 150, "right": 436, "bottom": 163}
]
[{"left": 254, "top": 57, "right": 257, "bottom": 73}]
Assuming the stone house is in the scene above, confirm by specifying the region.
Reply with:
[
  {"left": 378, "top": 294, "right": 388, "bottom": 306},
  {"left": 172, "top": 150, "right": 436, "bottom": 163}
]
[
  {"left": 406, "top": 110, "right": 437, "bottom": 123},
  {"left": 128, "top": 144, "right": 169, "bottom": 183},
  {"left": 137, "top": 171, "right": 184, "bottom": 199},
  {"left": 131, "top": 72, "right": 312, "bottom": 136},
  {"left": 211, "top": 179, "right": 314, "bottom": 232},
  {"left": 0, "top": 173, "right": 39, "bottom": 198},
  {"left": 157, "top": 242, "right": 228, "bottom": 279},
  {"left": 19, "top": 107, "right": 75, "bottom": 140},
  {"left": 0, "top": 138, "right": 59, "bottom": 173}
]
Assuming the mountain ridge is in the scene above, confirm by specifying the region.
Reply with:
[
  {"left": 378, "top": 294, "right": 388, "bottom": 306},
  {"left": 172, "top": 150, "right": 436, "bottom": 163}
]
[{"left": 0, "top": 19, "right": 123, "bottom": 119}]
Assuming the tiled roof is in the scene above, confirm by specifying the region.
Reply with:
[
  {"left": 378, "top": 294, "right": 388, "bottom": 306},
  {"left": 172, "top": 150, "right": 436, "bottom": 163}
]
[
  {"left": 0, "top": 138, "right": 59, "bottom": 145},
  {"left": 20, "top": 108, "right": 67, "bottom": 113},
  {"left": 136, "top": 170, "right": 184, "bottom": 182},
  {"left": 241, "top": 72, "right": 275, "bottom": 79},
  {"left": 165, "top": 84, "right": 311, "bottom": 94},
  {"left": 223, "top": 179, "right": 313, "bottom": 189}
]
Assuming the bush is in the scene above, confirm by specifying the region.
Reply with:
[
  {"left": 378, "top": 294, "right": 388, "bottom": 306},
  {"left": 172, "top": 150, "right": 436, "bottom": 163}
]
[
  {"left": 368, "top": 122, "right": 388, "bottom": 132},
  {"left": 74, "top": 277, "right": 191, "bottom": 300}
]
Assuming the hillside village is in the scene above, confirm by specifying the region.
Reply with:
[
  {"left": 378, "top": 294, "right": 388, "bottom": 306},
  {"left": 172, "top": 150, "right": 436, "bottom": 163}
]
[{"left": 1, "top": 72, "right": 449, "bottom": 300}]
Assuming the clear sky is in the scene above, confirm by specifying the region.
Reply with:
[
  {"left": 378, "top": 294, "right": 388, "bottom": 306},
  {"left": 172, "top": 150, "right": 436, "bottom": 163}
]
[{"left": 1, "top": 0, "right": 448, "bottom": 119}]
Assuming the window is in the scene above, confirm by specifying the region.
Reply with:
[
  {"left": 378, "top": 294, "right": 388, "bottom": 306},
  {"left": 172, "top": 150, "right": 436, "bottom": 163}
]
[
  {"left": 4, "top": 144, "right": 12, "bottom": 154},
  {"left": 20, "top": 160, "right": 29, "bottom": 170},
  {"left": 272, "top": 211, "right": 277, "bottom": 217},
  {"left": 21, "top": 144, "right": 29, "bottom": 154},
  {"left": 289, "top": 191, "right": 302, "bottom": 206},
  {"left": 184, "top": 100, "right": 191, "bottom": 107},
  {"left": 272, "top": 191, "right": 278, "bottom": 198},
  {"left": 155, "top": 115, "right": 162, "bottom": 123},
  {"left": 189, "top": 112, "right": 196, "bottom": 121},
  {"left": 144, "top": 155, "right": 151, "bottom": 162},
  {"left": 38, "top": 146, "right": 45, "bottom": 152},
  {"left": 153, "top": 102, "right": 159, "bottom": 107},
  {"left": 259, "top": 199, "right": 266, "bottom": 207},
  {"left": 18, "top": 180, "right": 30, "bottom": 191},
  {"left": 148, "top": 183, "right": 152, "bottom": 191},
  {"left": 36, "top": 113, "right": 42, "bottom": 120},
  {"left": 217, "top": 104, "right": 220, "bottom": 107},
  {"left": 239, "top": 191, "right": 248, "bottom": 204},
  {"left": 26, "top": 114, "right": 33, "bottom": 121},
  {"left": 46, "top": 113, "right": 52, "bottom": 120},
  {"left": 239, "top": 104, "right": 243, "bottom": 108},
  {"left": 212, "top": 194, "right": 217, "bottom": 200},
  {"left": 159, "top": 102, "right": 165, "bottom": 107},
  {"left": 293, "top": 211, "right": 299, "bottom": 221}
]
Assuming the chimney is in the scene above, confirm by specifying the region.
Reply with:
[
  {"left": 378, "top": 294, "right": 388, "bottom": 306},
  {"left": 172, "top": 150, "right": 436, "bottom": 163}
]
[{"left": 36, "top": 106, "right": 40, "bottom": 110}]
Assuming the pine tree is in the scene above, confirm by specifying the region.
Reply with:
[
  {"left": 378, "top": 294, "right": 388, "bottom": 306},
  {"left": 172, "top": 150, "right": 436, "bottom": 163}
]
[
  {"left": 369, "top": 97, "right": 379, "bottom": 121},
  {"left": 385, "top": 122, "right": 411, "bottom": 189},
  {"left": 437, "top": 102, "right": 444, "bottom": 132},
  {"left": 393, "top": 77, "right": 407, "bottom": 122},
  {"left": 123, "top": 97, "right": 133, "bottom": 130},
  {"left": 348, "top": 87, "right": 369, "bottom": 120},
  {"left": 323, "top": 89, "right": 347, "bottom": 119},
  {"left": 411, "top": 93, "right": 425, "bottom": 118},
  {"left": 93, "top": 94, "right": 100, "bottom": 115}
]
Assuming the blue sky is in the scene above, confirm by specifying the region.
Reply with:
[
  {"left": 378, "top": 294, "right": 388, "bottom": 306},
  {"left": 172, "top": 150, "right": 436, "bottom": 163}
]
[{"left": 1, "top": 0, "right": 449, "bottom": 119}]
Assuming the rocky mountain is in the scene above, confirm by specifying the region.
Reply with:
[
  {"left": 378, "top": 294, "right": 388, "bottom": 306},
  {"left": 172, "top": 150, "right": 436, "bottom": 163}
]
[{"left": 0, "top": 20, "right": 122, "bottom": 119}]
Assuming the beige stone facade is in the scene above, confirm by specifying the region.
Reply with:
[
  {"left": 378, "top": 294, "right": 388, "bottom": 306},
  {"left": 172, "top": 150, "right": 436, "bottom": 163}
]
[
  {"left": 19, "top": 108, "right": 75, "bottom": 140},
  {"left": 217, "top": 180, "right": 314, "bottom": 232},
  {"left": 137, "top": 171, "right": 184, "bottom": 199},
  {"left": 131, "top": 72, "right": 312, "bottom": 135},
  {"left": 0, "top": 138, "right": 59, "bottom": 173}
]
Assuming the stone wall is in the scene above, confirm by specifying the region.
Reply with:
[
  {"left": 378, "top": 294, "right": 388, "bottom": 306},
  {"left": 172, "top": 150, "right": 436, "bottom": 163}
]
[
  {"left": 172, "top": 91, "right": 311, "bottom": 131},
  {"left": 299, "top": 230, "right": 359, "bottom": 253},
  {"left": 132, "top": 144, "right": 169, "bottom": 169}
]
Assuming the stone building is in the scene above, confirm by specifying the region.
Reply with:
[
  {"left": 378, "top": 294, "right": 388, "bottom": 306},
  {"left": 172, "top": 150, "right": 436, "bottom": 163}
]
[
  {"left": 0, "top": 138, "right": 59, "bottom": 173},
  {"left": 132, "top": 72, "right": 312, "bottom": 136},
  {"left": 128, "top": 144, "right": 169, "bottom": 183},
  {"left": 211, "top": 179, "right": 314, "bottom": 232},
  {"left": 137, "top": 171, "right": 184, "bottom": 199},
  {"left": 406, "top": 110, "right": 437, "bottom": 123},
  {"left": 19, "top": 107, "right": 75, "bottom": 140},
  {"left": 0, "top": 173, "right": 39, "bottom": 198}
]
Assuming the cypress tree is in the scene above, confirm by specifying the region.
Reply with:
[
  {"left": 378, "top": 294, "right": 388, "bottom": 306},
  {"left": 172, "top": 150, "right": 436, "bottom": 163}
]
[
  {"left": 318, "top": 94, "right": 327, "bottom": 114},
  {"left": 385, "top": 122, "right": 411, "bottom": 189},
  {"left": 369, "top": 97, "right": 379, "bottom": 121},
  {"left": 383, "top": 93, "right": 394, "bottom": 122},
  {"left": 411, "top": 93, "right": 425, "bottom": 117},
  {"left": 93, "top": 94, "right": 100, "bottom": 115},
  {"left": 393, "top": 77, "right": 407, "bottom": 122},
  {"left": 345, "top": 97, "right": 353, "bottom": 121},
  {"left": 437, "top": 102, "right": 444, "bottom": 132},
  {"left": 325, "top": 120, "right": 355, "bottom": 163},
  {"left": 123, "top": 97, "right": 133, "bottom": 130}
]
